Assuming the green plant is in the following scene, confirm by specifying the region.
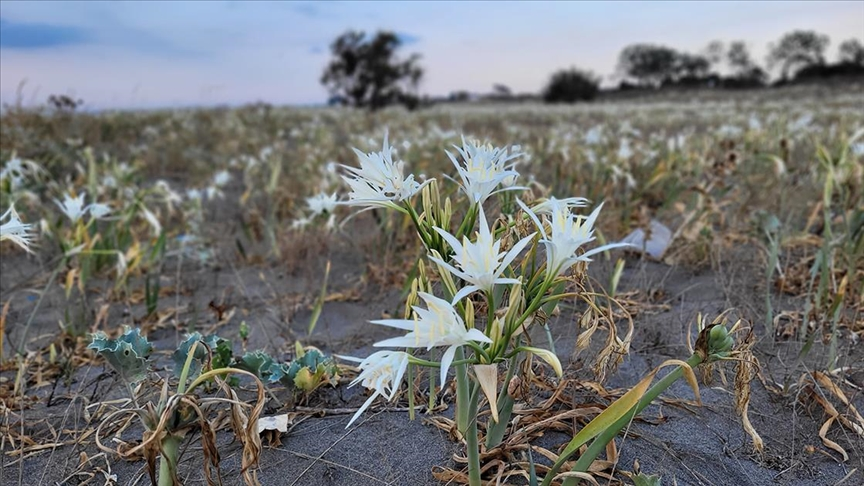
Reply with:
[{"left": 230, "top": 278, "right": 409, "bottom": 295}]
[
  {"left": 538, "top": 316, "right": 738, "bottom": 486},
  {"left": 270, "top": 343, "right": 341, "bottom": 393},
  {"left": 337, "top": 135, "right": 630, "bottom": 486},
  {"left": 90, "top": 328, "right": 264, "bottom": 486}
]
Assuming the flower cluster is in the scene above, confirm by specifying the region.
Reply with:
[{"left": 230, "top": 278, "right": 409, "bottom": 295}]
[
  {"left": 335, "top": 132, "right": 629, "bottom": 437},
  {"left": 54, "top": 191, "right": 111, "bottom": 223}
]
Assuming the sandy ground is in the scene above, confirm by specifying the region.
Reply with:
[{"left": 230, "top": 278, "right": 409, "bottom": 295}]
[{"left": 2, "top": 200, "right": 862, "bottom": 486}]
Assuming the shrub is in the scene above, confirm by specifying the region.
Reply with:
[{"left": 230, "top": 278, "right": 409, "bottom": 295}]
[{"left": 542, "top": 68, "right": 600, "bottom": 103}]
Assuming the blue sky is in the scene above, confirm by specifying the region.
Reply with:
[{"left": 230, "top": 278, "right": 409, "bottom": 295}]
[{"left": 1, "top": 1, "right": 862, "bottom": 109}]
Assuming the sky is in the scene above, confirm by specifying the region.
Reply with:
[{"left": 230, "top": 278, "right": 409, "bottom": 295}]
[{"left": 0, "top": 1, "right": 862, "bottom": 110}]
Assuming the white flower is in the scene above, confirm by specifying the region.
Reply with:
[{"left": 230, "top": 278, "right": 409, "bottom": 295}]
[
  {"left": 87, "top": 203, "right": 112, "bottom": 219},
  {"left": 1, "top": 157, "right": 42, "bottom": 191},
  {"left": 617, "top": 139, "right": 633, "bottom": 160},
  {"left": 291, "top": 216, "right": 311, "bottom": 230},
  {"left": 748, "top": 115, "right": 762, "bottom": 131},
  {"left": 140, "top": 205, "right": 162, "bottom": 236},
  {"left": 54, "top": 191, "right": 111, "bottom": 222},
  {"left": 213, "top": 170, "right": 231, "bottom": 187},
  {"left": 1, "top": 205, "right": 35, "bottom": 253},
  {"left": 584, "top": 126, "right": 603, "bottom": 145},
  {"left": 372, "top": 292, "right": 492, "bottom": 386},
  {"left": 54, "top": 192, "right": 88, "bottom": 223},
  {"left": 306, "top": 192, "right": 338, "bottom": 216},
  {"left": 1, "top": 158, "right": 24, "bottom": 181},
  {"left": 259, "top": 146, "right": 273, "bottom": 161},
  {"left": 446, "top": 137, "right": 524, "bottom": 203},
  {"left": 718, "top": 124, "right": 743, "bottom": 138},
  {"left": 205, "top": 185, "right": 223, "bottom": 200},
  {"left": 430, "top": 206, "right": 535, "bottom": 303},
  {"left": 186, "top": 188, "right": 203, "bottom": 201},
  {"left": 1, "top": 158, "right": 26, "bottom": 190},
  {"left": 531, "top": 196, "right": 589, "bottom": 215},
  {"left": 154, "top": 180, "right": 183, "bottom": 209},
  {"left": 519, "top": 200, "right": 630, "bottom": 279},
  {"left": 341, "top": 133, "right": 426, "bottom": 210},
  {"left": 344, "top": 350, "right": 410, "bottom": 428}
]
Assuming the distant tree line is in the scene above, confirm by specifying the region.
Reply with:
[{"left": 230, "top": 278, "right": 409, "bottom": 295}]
[
  {"left": 612, "top": 31, "right": 864, "bottom": 92},
  {"left": 320, "top": 29, "right": 864, "bottom": 110}
]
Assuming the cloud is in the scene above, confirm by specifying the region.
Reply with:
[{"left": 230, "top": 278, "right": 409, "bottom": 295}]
[{"left": 0, "top": 17, "right": 89, "bottom": 49}]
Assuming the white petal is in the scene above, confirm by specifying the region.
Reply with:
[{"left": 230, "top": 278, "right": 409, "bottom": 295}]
[
  {"left": 464, "top": 328, "right": 493, "bottom": 344},
  {"left": 451, "top": 285, "right": 480, "bottom": 304},
  {"left": 439, "top": 345, "right": 458, "bottom": 388},
  {"left": 428, "top": 254, "right": 471, "bottom": 282},
  {"left": 579, "top": 242, "right": 633, "bottom": 260},
  {"left": 497, "top": 233, "right": 536, "bottom": 275},
  {"left": 345, "top": 391, "right": 380, "bottom": 429},
  {"left": 369, "top": 318, "right": 417, "bottom": 332},
  {"left": 517, "top": 199, "right": 546, "bottom": 238},
  {"left": 373, "top": 336, "right": 420, "bottom": 348}
]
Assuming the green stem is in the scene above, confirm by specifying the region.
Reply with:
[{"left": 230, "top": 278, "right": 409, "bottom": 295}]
[
  {"left": 428, "top": 348, "right": 437, "bottom": 410},
  {"left": 556, "top": 353, "right": 704, "bottom": 486},
  {"left": 158, "top": 434, "right": 181, "bottom": 486},
  {"left": 407, "top": 361, "right": 415, "bottom": 421},
  {"left": 455, "top": 347, "right": 470, "bottom": 434},
  {"left": 465, "top": 382, "right": 481, "bottom": 486},
  {"left": 405, "top": 203, "right": 433, "bottom": 251}
]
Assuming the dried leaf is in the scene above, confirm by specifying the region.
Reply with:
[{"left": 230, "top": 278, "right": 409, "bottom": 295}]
[{"left": 474, "top": 364, "right": 499, "bottom": 423}]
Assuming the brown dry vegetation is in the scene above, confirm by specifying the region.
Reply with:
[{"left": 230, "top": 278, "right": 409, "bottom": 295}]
[{"left": 1, "top": 85, "right": 862, "bottom": 485}]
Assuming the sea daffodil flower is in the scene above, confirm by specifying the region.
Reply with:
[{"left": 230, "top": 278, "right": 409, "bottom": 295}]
[
  {"left": 344, "top": 350, "right": 410, "bottom": 428},
  {"left": 1, "top": 205, "right": 35, "bottom": 253},
  {"left": 531, "top": 196, "right": 589, "bottom": 215},
  {"left": 341, "top": 133, "right": 427, "bottom": 211},
  {"left": 372, "top": 292, "right": 492, "bottom": 386},
  {"left": 430, "top": 206, "right": 535, "bottom": 303},
  {"left": 87, "top": 203, "right": 112, "bottom": 219},
  {"left": 446, "top": 137, "right": 524, "bottom": 203},
  {"left": 306, "top": 192, "right": 338, "bottom": 216},
  {"left": 54, "top": 192, "right": 111, "bottom": 223},
  {"left": 518, "top": 199, "right": 629, "bottom": 279},
  {"left": 54, "top": 192, "right": 88, "bottom": 223}
]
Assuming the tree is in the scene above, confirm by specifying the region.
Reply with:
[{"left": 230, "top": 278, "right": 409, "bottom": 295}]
[
  {"left": 766, "top": 30, "right": 830, "bottom": 79},
  {"left": 674, "top": 53, "right": 711, "bottom": 79},
  {"left": 491, "top": 84, "right": 512, "bottom": 98},
  {"left": 722, "top": 41, "right": 767, "bottom": 87},
  {"left": 617, "top": 44, "right": 679, "bottom": 87},
  {"left": 727, "top": 41, "right": 754, "bottom": 73},
  {"left": 542, "top": 68, "right": 599, "bottom": 103},
  {"left": 838, "top": 38, "right": 864, "bottom": 66},
  {"left": 703, "top": 40, "right": 725, "bottom": 67},
  {"left": 321, "top": 30, "right": 423, "bottom": 111}
]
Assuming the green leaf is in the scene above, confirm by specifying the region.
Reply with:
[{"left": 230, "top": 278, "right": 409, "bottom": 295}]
[
  {"left": 88, "top": 328, "right": 153, "bottom": 384},
  {"left": 308, "top": 261, "right": 331, "bottom": 335},
  {"left": 268, "top": 348, "right": 339, "bottom": 392},
  {"left": 527, "top": 447, "right": 538, "bottom": 486},
  {"left": 632, "top": 472, "right": 662, "bottom": 486},
  {"left": 237, "top": 350, "right": 275, "bottom": 379},
  {"left": 172, "top": 333, "right": 233, "bottom": 379}
]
